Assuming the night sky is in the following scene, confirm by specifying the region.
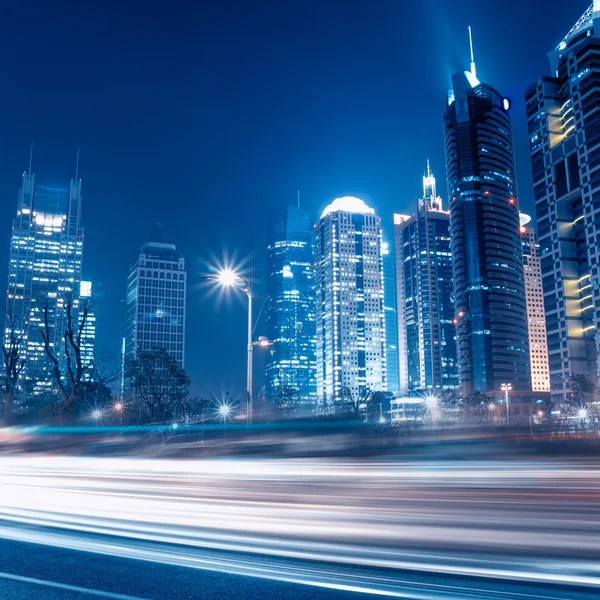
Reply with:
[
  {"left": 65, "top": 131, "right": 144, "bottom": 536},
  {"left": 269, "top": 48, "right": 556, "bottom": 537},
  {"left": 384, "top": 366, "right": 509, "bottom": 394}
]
[{"left": 0, "top": 0, "right": 587, "bottom": 396}]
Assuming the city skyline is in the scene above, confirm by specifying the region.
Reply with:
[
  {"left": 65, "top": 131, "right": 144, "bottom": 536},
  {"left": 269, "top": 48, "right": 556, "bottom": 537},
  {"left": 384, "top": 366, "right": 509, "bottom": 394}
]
[{"left": 0, "top": 0, "right": 592, "bottom": 395}]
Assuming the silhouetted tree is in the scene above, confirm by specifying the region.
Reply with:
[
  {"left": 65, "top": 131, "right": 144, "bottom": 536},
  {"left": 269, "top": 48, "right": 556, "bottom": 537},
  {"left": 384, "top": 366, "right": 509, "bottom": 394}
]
[
  {"left": 566, "top": 374, "right": 598, "bottom": 413},
  {"left": 41, "top": 293, "right": 92, "bottom": 421},
  {"left": 1, "top": 315, "right": 27, "bottom": 423},
  {"left": 274, "top": 385, "right": 300, "bottom": 419},
  {"left": 126, "top": 349, "right": 190, "bottom": 423}
]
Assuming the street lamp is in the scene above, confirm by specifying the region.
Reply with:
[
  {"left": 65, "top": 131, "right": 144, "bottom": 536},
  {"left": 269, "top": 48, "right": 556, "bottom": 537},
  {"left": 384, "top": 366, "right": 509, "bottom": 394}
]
[
  {"left": 112, "top": 401, "right": 124, "bottom": 425},
  {"left": 501, "top": 383, "right": 512, "bottom": 427},
  {"left": 91, "top": 409, "right": 103, "bottom": 423},
  {"left": 204, "top": 268, "right": 272, "bottom": 427}
]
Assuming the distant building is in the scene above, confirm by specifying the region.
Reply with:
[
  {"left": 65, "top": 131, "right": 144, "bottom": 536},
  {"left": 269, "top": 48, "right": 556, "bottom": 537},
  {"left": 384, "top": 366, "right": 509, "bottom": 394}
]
[
  {"left": 394, "top": 163, "right": 457, "bottom": 393},
  {"left": 519, "top": 215, "right": 550, "bottom": 392},
  {"left": 4, "top": 172, "right": 84, "bottom": 393},
  {"left": 265, "top": 206, "right": 317, "bottom": 405},
  {"left": 315, "top": 197, "right": 386, "bottom": 403},
  {"left": 444, "top": 45, "right": 531, "bottom": 397},
  {"left": 525, "top": 4, "right": 600, "bottom": 401},
  {"left": 382, "top": 239, "right": 400, "bottom": 394},
  {"left": 124, "top": 225, "right": 186, "bottom": 368}
]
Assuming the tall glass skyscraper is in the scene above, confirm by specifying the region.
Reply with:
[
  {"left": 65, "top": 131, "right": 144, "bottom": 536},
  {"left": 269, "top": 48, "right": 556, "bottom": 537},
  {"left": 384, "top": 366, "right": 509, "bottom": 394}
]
[
  {"left": 315, "top": 197, "right": 386, "bottom": 402},
  {"left": 525, "top": 3, "right": 600, "bottom": 401},
  {"left": 265, "top": 206, "right": 317, "bottom": 405},
  {"left": 444, "top": 54, "right": 531, "bottom": 396},
  {"left": 124, "top": 225, "right": 186, "bottom": 368},
  {"left": 519, "top": 215, "right": 550, "bottom": 393},
  {"left": 4, "top": 172, "right": 84, "bottom": 393},
  {"left": 382, "top": 239, "right": 400, "bottom": 394},
  {"left": 394, "top": 164, "right": 457, "bottom": 392}
]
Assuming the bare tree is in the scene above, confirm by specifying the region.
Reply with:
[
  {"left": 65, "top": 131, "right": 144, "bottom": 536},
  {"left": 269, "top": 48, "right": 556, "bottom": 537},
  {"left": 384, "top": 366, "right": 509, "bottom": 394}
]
[
  {"left": 126, "top": 349, "right": 190, "bottom": 423},
  {"left": 1, "top": 315, "right": 27, "bottom": 423},
  {"left": 41, "top": 294, "right": 91, "bottom": 420}
]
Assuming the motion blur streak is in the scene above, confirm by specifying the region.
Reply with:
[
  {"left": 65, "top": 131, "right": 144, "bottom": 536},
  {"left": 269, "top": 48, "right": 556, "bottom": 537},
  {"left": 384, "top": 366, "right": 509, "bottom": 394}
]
[
  {"left": 0, "top": 456, "right": 599, "bottom": 597},
  {"left": 0, "top": 571, "right": 152, "bottom": 600}
]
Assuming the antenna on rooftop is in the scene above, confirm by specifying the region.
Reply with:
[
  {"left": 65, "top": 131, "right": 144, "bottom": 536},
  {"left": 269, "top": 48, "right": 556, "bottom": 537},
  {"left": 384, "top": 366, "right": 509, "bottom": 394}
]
[{"left": 468, "top": 26, "right": 476, "bottom": 79}]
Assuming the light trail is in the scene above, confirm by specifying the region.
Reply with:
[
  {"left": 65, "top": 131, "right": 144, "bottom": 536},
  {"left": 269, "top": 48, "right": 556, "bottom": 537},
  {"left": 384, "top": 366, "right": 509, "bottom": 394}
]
[{"left": 0, "top": 455, "right": 598, "bottom": 597}]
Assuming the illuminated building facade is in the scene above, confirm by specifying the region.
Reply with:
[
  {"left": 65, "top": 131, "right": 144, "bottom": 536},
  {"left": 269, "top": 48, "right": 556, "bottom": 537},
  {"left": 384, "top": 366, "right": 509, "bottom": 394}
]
[
  {"left": 525, "top": 3, "right": 600, "bottom": 401},
  {"left": 4, "top": 172, "right": 84, "bottom": 393},
  {"left": 394, "top": 163, "right": 457, "bottom": 393},
  {"left": 265, "top": 206, "right": 317, "bottom": 404},
  {"left": 519, "top": 215, "right": 551, "bottom": 392},
  {"left": 444, "top": 50, "right": 531, "bottom": 397},
  {"left": 79, "top": 280, "right": 96, "bottom": 379},
  {"left": 315, "top": 197, "right": 386, "bottom": 402},
  {"left": 382, "top": 239, "right": 400, "bottom": 394},
  {"left": 124, "top": 225, "right": 186, "bottom": 368}
]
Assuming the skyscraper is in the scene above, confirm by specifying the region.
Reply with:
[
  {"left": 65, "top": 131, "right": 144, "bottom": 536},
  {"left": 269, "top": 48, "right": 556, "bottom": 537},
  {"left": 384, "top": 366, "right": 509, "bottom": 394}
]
[
  {"left": 394, "top": 163, "right": 457, "bottom": 393},
  {"left": 265, "top": 205, "right": 317, "bottom": 405},
  {"left": 525, "top": 3, "right": 600, "bottom": 401},
  {"left": 315, "top": 197, "right": 386, "bottom": 402},
  {"left": 124, "top": 225, "right": 186, "bottom": 368},
  {"left": 519, "top": 215, "right": 551, "bottom": 393},
  {"left": 444, "top": 42, "right": 531, "bottom": 397},
  {"left": 382, "top": 239, "right": 400, "bottom": 394},
  {"left": 4, "top": 171, "right": 84, "bottom": 393}
]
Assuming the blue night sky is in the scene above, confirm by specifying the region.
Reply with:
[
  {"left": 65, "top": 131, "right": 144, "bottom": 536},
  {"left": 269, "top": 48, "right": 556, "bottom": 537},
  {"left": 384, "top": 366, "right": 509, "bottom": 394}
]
[{"left": 0, "top": 0, "right": 587, "bottom": 396}]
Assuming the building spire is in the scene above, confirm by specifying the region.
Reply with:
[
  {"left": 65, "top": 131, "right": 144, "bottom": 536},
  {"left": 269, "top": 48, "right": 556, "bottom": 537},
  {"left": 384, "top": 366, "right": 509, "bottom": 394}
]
[
  {"left": 468, "top": 26, "right": 476, "bottom": 79},
  {"left": 28, "top": 140, "right": 34, "bottom": 174},
  {"left": 75, "top": 147, "right": 80, "bottom": 181}
]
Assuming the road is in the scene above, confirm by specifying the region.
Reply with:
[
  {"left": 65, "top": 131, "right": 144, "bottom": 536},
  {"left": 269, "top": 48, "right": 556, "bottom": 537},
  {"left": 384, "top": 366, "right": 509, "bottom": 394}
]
[{"left": 0, "top": 454, "right": 598, "bottom": 599}]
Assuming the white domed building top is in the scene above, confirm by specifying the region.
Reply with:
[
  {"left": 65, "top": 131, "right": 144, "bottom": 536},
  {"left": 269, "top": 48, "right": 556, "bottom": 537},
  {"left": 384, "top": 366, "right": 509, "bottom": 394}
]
[
  {"left": 320, "top": 196, "right": 375, "bottom": 219},
  {"left": 519, "top": 213, "right": 532, "bottom": 226}
]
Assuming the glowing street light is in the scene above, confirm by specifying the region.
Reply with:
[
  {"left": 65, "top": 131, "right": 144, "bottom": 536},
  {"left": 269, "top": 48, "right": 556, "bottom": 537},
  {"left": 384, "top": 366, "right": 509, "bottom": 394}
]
[
  {"left": 91, "top": 409, "right": 103, "bottom": 422},
  {"left": 112, "top": 401, "right": 124, "bottom": 425},
  {"left": 204, "top": 264, "right": 271, "bottom": 428},
  {"left": 219, "top": 404, "right": 232, "bottom": 419},
  {"left": 578, "top": 408, "right": 588, "bottom": 420}
]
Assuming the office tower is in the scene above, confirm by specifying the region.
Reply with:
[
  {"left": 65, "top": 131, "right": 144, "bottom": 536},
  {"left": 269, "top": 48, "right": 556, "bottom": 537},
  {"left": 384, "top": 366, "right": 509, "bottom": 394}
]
[
  {"left": 315, "top": 196, "right": 386, "bottom": 402},
  {"left": 519, "top": 215, "right": 551, "bottom": 392},
  {"left": 4, "top": 171, "right": 84, "bottom": 393},
  {"left": 382, "top": 239, "right": 400, "bottom": 394},
  {"left": 124, "top": 225, "right": 186, "bottom": 368},
  {"left": 525, "top": 4, "right": 600, "bottom": 401},
  {"left": 265, "top": 205, "right": 317, "bottom": 405},
  {"left": 78, "top": 281, "right": 96, "bottom": 379},
  {"left": 394, "top": 163, "right": 458, "bottom": 393},
  {"left": 444, "top": 40, "right": 531, "bottom": 397}
]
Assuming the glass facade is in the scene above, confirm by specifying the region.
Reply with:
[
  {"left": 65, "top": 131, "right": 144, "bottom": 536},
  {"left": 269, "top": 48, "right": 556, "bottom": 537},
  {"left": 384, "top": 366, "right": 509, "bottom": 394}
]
[
  {"left": 265, "top": 206, "right": 317, "bottom": 405},
  {"left": 124, "top": 225, "right": 186, "bottom": 368},
  {"left": 4, "top": 173, "right": 85, "bottom": 394},
  {"left": 444, "top": 70, "right": 531, "bottom": 396},
  {"left": 394, "top": 165, "right": 457, "bottom": 393},
  {"left": 525, "top": 8, "right": 600, "bottom": 401},
  {"left": 382, "top": 240, "right": 400, "bottom": 394},
  {"left": 315, "top": 197, "right": 386, "bottom": 402}
]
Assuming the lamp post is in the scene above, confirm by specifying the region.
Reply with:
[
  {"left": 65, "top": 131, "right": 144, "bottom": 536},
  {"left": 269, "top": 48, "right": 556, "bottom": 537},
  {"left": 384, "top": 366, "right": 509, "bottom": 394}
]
[
  {"left": 204, "top": 269, "right": 272, "bottom": 428},
  {"left": 501, "top": 383, "right": 512, "bottom": 427}
]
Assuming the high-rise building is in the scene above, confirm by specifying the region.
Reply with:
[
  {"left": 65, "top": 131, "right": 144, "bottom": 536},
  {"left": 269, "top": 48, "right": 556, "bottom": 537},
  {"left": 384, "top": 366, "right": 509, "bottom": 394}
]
[
  {"left": 444, "top": 46, "right": 531, "bottom": 397},
  {"left": 394, "top": 163, "right": 458, "bottom": 393},
  {"left": 519, "top": 214, "right": 551, "bottom": 392},
  {"left": 382, "top": 239, "right": 400, "bottom": 394},
  {"left": 124, "top": 225, "right": 186, "bottom": 368},
  {"left": 265, "top": 205, "right": 317, "bottom": 405},
  {"left": 525, "top": 3, "right": 600, "bottom": 401},
  {"left": 4, "top": 172, "right": 84, "bottom": 393},
  {"left": 78, "top": 280, "right": 96, "bottom": 379},
  {"left": 315, "top": 197, "right": 386, "bottom": 402}
]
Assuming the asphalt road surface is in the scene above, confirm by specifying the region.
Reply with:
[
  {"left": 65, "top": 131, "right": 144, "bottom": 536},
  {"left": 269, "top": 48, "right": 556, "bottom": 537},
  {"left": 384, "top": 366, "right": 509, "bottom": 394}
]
[{"left": 0, "top": 454, "right": 598, "bottom": 599}]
